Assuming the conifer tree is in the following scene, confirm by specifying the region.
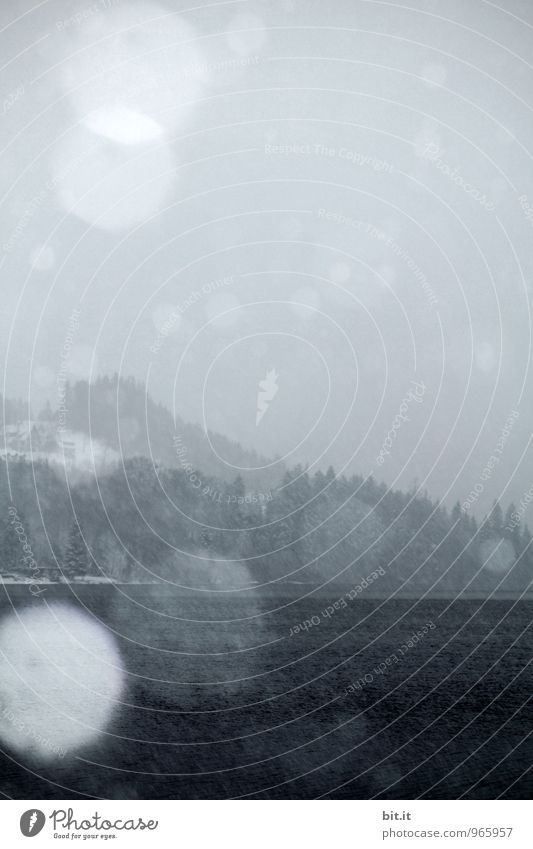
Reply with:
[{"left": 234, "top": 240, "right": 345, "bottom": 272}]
[{"left": 63, "top": 523, "right": 88, "bottom": 580}]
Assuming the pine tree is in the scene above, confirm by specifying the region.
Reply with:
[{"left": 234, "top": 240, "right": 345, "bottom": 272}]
[
  {"left": 489, "top": 500, "right": 503, "bottom": 533},
  {"left": 63, "top": 523, "right": 88, "bottom": 580},
  {"left": 504, "top": 503, "right": 518, "bottom": 532},
  {"left": 451, "top": 501, "right": 462, "bottom": 524},
  {"left": 1, "top": 517, "right": 26, "bottom": 575},
  {"left": 124, "top": 553, "right": 135, "bottom": 582},
  {"left": 504, "top": 503, "right": 522, "bottom": 552}
]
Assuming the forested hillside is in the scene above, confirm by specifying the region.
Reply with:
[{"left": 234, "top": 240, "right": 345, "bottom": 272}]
[{"left": 0, "top": 451, "right": 530, "bottom": 596}]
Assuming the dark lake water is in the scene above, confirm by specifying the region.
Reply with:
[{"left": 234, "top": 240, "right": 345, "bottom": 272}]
[{"left": 0, "top": 585, "right": 531, "bottom": 799}]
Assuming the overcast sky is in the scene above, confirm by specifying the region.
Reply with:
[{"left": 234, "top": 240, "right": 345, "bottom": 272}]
[{"left": 1, "top": 0, "right": 533, "bottom": 518}]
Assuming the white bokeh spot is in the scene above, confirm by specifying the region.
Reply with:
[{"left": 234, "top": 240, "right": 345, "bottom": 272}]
[
  {"left": 83, "top": 107, "right": 165, "bottom": 146},
  {"left": 480, "top": 537, "right": 515, "bottom": 574},
  {"left": 0, "top": 604, "right": 124, "bottom": 760}
]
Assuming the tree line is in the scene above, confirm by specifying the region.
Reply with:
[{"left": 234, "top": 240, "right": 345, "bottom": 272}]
[{"left": 0, "top": 454, "right": 530, "bottom": 595}]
